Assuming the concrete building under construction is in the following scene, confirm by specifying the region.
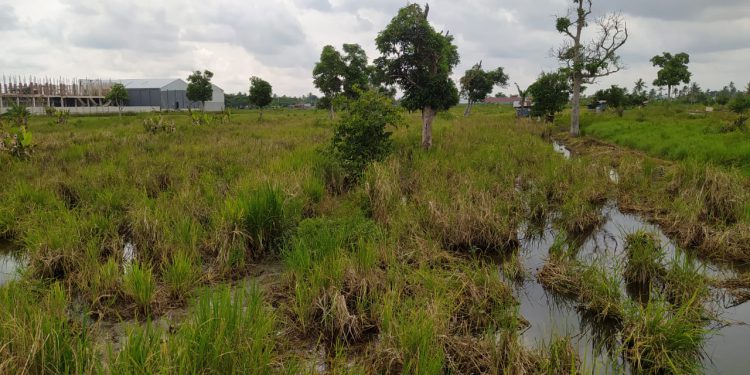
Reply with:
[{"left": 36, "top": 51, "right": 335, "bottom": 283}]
[{"left": 0, "top": 75, "right": 225, "bottom": 114}]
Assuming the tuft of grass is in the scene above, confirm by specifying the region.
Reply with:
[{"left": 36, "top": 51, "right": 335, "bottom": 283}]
[
  {"left": 122, "top": 262, "right": 156, "bottom": 315},
  {"left": 161, "top": 250, "right": 198, "bottom": 301},
  {"left": 171, "top": 284, "right": 275, "bottom": 374},
  {"left": 108, "top": 322, "right": 163, "bottom": 375},
  {"left": 624, "top": 231, "right": 666, "bottom": 286},
  {"left": 224, "top": 184, "right": 290, "bottom": 259},
  {"left": 622, "top": 298, "right": 708, "bottom": 374}
]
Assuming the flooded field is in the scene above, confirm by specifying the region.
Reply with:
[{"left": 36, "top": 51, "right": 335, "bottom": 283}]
[{"left": 510, "top": 141, "right": 750, "bottom": 373}]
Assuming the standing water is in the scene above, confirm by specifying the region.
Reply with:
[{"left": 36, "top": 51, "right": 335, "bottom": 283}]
[{"left": 0, "top": 239, "right": 22, "bottom": 286}]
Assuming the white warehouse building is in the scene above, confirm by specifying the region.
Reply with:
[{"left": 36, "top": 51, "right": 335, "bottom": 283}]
[{"left": 118, "top": 78, "right": 225, "bottom": 112}]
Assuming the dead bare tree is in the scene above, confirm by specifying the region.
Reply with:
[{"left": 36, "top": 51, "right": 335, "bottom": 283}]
[{"left": 555, "top": 0, "right": 628, "bottom": 136}]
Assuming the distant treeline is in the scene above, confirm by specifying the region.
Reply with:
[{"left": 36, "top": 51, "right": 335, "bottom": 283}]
[{"left": 225, "top": 92, "right": 320, "bottom": 109}]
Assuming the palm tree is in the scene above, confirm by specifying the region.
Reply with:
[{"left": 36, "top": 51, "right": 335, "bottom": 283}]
[{"left": 634, "top": 78, "right": 646, "bottom": 95}]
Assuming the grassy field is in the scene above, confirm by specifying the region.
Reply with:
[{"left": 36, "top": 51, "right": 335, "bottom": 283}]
[
  {"left": 1, "top": 105, "right": 750, "bottom": 373},
  {"left": 578, "top": 103, "right": 750, "bottom": 174}
]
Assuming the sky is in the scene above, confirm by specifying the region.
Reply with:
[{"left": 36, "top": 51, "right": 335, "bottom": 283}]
[{"left": 1, "top": 0, "right": 749, "bottom": 97}]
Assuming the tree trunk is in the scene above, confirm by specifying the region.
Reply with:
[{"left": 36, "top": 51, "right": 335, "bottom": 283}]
[
  {"left": 422, "top": 106, "right": 436, "bottom": 150},
  {"left": 259, "top": 108, "right": 263, "bottom": 121},
  {"left": 464, "top": 101, "right": 472, "bottom": 117},
  {"left": 570, "top": 78, "right": 582, "bottom": 137},
  {"left": 329, "top": 104, "right": 334, "bottom": 120},
  {"left": 667, "top": 85, "right": 672, "bottom": 100}
]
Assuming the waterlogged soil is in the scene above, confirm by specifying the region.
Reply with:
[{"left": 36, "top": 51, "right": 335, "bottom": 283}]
[
  {"left": 0, "top": 239, "right": 22, "bottom": 286},
  {"left": 518, "top": 140, "right": 750, "bottom": 374}
]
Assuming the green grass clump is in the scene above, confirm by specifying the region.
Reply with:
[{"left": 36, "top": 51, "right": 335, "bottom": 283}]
[
  {"left": 624, "top": 231, "right": 666, "bottom": 285},
  {"left": 123, "top": 262, "right": 156, "bottom": 315},
  {"left": 161, "top": 250, "right": 198, "bottom": 301},
  {"left": 171, "top": 285, "right": 275, "bottom": 374},
  {"left": 0, "top": 282, "right": 95, "bottom": 373},
  {"left": 623, "top": 298, "right": 708, "bottom": 374},
  {"left": 225, "top": 184, "right": 290, "bottom": 258},
  {"left": 108, "top": 322, "right": 163, "bottom": 375}
]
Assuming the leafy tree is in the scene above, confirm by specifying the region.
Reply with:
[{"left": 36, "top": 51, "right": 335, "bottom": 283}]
[
  {"left": 555, "top": 0, "right": 628, "bottom": 136},
  {"left": 528, "top": 71, "right": 570, "bottom": 123},
  {"left": 375, "top": 3, "right": 460, "bottom": 150},
  {"left": 313, "top": 45, "right": 346, "bottom": 119},
  {"left": 746, "top": 82, "right": 750, "bottom": 95},
  {"left": 716, "top": 86, "right": 732, "bottom": 106},
  {"left": 248, "top": 77, "right": 273, "bottom": 120},
  {"left": 650, "top": 52, "right": 691, "bottom": 100},
  {"left": 341, "top": 44, "right": 371, "bottom": 99},
  {"left": 459, "top": 61, "right": 509, "bottom": 116},
  {"left": 494, "top": 92, "right": 508, "bottom": 98},
  {"left": 186, "top": 70, "right": 214, "bottom": 111},
  {"left": 105, "top": 83, "right": 129, "bottom": 117},
  {"left": 329, "top": 89, "right": 402, "bottom": 183},
  {"left": 592, "top": 85, "right": 628, "bottom": 116}
]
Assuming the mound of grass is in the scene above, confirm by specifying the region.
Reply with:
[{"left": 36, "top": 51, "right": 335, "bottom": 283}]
[
  {"left": 624, "top": 231, "right": 666, "bottom": 286},
  {"left": 122, "top": 262, "right": 156, "bottom": 316}
]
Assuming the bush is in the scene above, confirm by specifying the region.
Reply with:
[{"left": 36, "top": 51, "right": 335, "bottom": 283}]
[{"left": 329, "top": 89, "right": 402, "bottom": 184}]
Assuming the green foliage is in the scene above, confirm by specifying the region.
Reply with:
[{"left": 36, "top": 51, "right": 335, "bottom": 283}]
[
  {"left": 341, "top": 43, "right": 371, "bottom": 99},
  {"left": 123, "top": 262, "right": 156, "bottom": 315},
  {"left": 105, "top": 83, "right": 129, "bottom": 110},
  {"left": 162, "top": 250, "right": 198, "bottom": 300},
  {"left": 528, "top": 70, "right": 570, "bottom": 122},
  {"left": 172, "top": 285, "right": 276, "bottom": 374},
  {"left": 109, "top": 322, "right": 162, "bottom": 374},
  {"left": 188, "top": 109, "right": 213, "bottom": 126},
  {"left": 186, "top": 70, "right": 214, "bottom": 108},
  {"left": 459, "top": 62, "right": 509, "bottom": 106},
  {"left": 224, "top": 184, "right": 290, "bottom": 258},
  {"left": 592, "top": 85, "right": 629, "bottom": 116},
  {"left": 375, "top": 3, "right": 460, "bottom": 113},
  {"left": 313, "top": 45, "right": 346, "bottom": 109},
  {"left": 248, "top": 76, "right": 273, "bottom": 117},
  {"left": 329, "top": 89, "right": 402, "bottom": 183},
  {"left": 5, "top": 103, "right": 30, "bottom": 126},
  {"left": 0, "top": 122, "right": 34, "bottom": 159},
  {"left": 55, "top": 109, "right": 71, "bottom": 125},
  {"left": 651, "top": 52, "right": 691, "bottom": 98}
]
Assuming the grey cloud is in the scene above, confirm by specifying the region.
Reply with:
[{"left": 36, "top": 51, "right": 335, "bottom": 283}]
[{"left": 0, "top": 4, "right": 18, "bottom": 30}]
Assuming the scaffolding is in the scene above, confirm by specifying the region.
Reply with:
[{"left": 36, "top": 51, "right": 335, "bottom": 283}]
[{"left": 0, "top": 75, "right": 115, "bottom": 109}]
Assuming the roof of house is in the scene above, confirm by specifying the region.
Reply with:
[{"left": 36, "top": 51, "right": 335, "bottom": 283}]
[
  {"left": 117, "top": 79, "right": 184, "bottom": 89},
  {"left": 484, "top": 96, "right": 520, "bottom": 104}
]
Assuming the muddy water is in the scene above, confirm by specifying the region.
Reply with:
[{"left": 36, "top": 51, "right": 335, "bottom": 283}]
[
  {"left": 0, "top": 239, "right": 22, "bottom": 286},
  {"left": 511, "top": 140, "right": 750, "bottom": 373},
  {"left": 514, "top": 202, "right": 750, "bottom": 373}
]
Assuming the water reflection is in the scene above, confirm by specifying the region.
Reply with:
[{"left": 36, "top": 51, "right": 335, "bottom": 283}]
[{"left": 0, "top": 239, "right": 22, "bottom": 286}]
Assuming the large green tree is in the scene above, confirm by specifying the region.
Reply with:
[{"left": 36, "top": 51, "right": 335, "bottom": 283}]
[
  {"left": 186, "top": 70, "right": 214, "bottom": 111},
  {"left": 555, "top": 0, "right": 628, "bottom": 136},
  {"left": 248, "top": 77, "right": 273, "bottom": 120},
  {"left": 375, "top": 3, "right": 460, "bottom": 150},
  {"left": 650, "top": 52, "right": 691, "bottom": 100},
  {"left": 341, "top": 44, "right": 371, "bottom": 99},
  {"left": 313, "top": 45, "right": 345, "bottom": 119},
  {"left": 459, "top": 61, "right": 509, "bottom": 116},
  {"left": 105, "top": 83, "right": 129, "bottom": 117},
  {"left": 528, "top": 71, "right": 570, "bottom": 123}
]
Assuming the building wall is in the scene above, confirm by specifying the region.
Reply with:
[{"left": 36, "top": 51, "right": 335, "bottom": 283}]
[
  {"left": 160, "top": 90, "right": 190, "bottom": 110},
  {"left": 126, "top": 88, "right": 162, "bottom": 107}
]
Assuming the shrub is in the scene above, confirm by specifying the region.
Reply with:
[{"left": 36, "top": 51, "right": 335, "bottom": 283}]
[{"left": 329, "top": 89, "right": 402, "bottom": 183}]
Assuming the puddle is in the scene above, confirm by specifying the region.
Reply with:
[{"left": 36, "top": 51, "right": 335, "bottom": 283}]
[
  {"left": 0, "top": 239, "right": 23, "bottom": 286},
  {"left": 513, "top": 203, "right": 748, "bottom": 373},
  {"left": 123, "top": 242, "right": 136, "bottom": 269},
  {"left": 552, "top": 141, "right": 571, "bottom": 159}
]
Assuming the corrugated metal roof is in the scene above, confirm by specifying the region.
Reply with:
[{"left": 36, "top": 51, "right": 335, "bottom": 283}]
[{"left": 117, "top": 79, "right": 183, "bottom": 89}]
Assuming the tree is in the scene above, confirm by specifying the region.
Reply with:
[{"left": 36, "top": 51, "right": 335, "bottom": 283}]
[
  {"left": 329, "top": 89, "right": 402, "bottom": 183},
  {"left": 555, "top": 0, "right": 628, "bottom": 136},
  {"left": 105, "top": 83, "right": 128, "bottom": 117},
  {"left": 375, "top": 3, "right": 460, "bottom": 150},
  {"left": 313, "top": 45, "right": 346, "bottom": 119},
  {"left": 650, "top": 52, "right": 691, "bottom": 100},
  {"left": 459, "top": 61, "right": 509, "bottom": 116},
  {"left": 186, "top": 70, "right": 214, "bottom": 111},
  {"left": 592, "top": 85, "right": 628, "bottom": 116},
  {"left": 248, "top": 77, "right": 273, "bottom": 121},
  {"left": 528, "top": 71, "right": 570, "bottom": 123},
  {"left": 633, "top": 78, "right": 646, "bottom": 95},
  {"left": 341, "top": 44, "right": 371, "bottom": 99}
]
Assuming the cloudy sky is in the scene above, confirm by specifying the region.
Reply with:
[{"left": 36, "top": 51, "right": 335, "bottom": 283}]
[{"left": 1, "top": 0, "right": 749, "bottom": 96}]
